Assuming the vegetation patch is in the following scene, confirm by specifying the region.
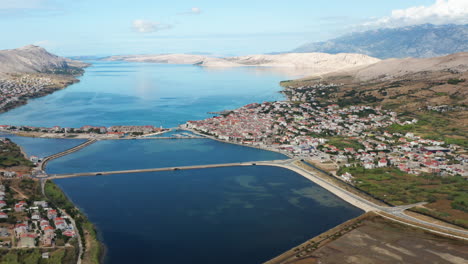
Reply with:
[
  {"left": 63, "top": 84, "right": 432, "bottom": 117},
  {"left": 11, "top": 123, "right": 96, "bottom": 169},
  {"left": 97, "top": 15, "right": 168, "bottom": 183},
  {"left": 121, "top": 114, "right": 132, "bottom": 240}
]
[
  {"left": 338, "top": 166, "right": 468, "bottom": 228},
  {"left": 0, "top": 139, "right": 34, "bottom": 168},
  {"left": 0, "top": 248, "right": 76, "bottom": 264},
  {"left": 447, "top": 78, "right": 465, "bottom": 85},
  {"left": 323, "top": 137, "right": 364, "bottom": 151}
]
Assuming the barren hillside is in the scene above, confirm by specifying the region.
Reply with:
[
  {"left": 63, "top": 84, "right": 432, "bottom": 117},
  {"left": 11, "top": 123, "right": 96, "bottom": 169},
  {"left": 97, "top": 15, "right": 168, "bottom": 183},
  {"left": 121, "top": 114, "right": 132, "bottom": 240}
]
[
  {"left": 0, "top": 45, "right": 88, "bottom": 76},
  {"left": 104, "top": 52, "right": 381, "bottom": 76}
]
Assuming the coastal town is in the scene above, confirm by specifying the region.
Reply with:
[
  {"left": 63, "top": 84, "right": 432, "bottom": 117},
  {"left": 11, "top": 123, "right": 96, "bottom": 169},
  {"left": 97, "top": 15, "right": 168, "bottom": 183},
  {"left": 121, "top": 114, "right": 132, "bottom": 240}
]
[
  {"left": 0, "top": 74, "right": 54, "bottom": 112},
  {"left": 0, "top": 124, "right": 170, "bottom": 139},
  {"left": 185, "top": 83, "right": 468, "bottom": 181}
]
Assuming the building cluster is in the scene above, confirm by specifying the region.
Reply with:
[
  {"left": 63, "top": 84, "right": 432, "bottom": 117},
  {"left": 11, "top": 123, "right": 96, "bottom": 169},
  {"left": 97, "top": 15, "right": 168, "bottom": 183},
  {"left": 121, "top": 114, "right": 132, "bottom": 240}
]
[
  {"left": 0, "top": 124, "right": 168, "bottom": 136},
  {"left": 186, "top": 84, "right": 467, "bottom": 179},
  {"left": 426, "top": 105, "right": 467, "bottom": 113},
  {"left": 281, "top": 83, "right": 342, "bottom": 102},
  {"left": 0, "top": 184, "right": 76, "bottom": 248},
  {"left": 331, "top": 132, "right": 467, "bottom": 181},
  {"left": 0, "top": 75, "right": 53, "bottom": 111},
  {"left": 186, "top": 100, "right": 399, "bottom": 148}
]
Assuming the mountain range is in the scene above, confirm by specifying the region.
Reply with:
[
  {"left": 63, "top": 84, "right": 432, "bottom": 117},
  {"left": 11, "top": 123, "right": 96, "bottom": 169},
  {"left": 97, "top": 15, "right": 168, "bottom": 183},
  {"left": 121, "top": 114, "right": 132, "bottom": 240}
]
[
  {"left": 103, "top": 52, "right": 380, "bottom": 76},
  {"left": 293, "top": 24, "right": 468, "bottom": 59}
]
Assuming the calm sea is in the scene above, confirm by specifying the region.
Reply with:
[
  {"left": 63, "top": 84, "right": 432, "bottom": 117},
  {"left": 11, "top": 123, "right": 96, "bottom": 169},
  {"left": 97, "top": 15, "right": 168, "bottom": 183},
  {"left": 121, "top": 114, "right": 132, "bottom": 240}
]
[
  {"left": 0, "top": 133, "right": 86, "bottom": 158},
  {"left": 54, "top": 166, "right": 363, "bottom": 264},
  {"left": 0, "top": 61, "right": 286, "bottom": 128},
  {"left": 46, "top": 138, "right": 288, "bottom": 174},
  {"left": 0, "top": 62, "right": 363, "bottom": 263}
]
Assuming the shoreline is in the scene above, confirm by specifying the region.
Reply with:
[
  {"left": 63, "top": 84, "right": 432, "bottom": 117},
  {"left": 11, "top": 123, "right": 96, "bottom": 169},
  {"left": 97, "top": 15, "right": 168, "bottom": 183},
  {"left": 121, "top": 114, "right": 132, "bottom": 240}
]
[
  {"left": 0, "top": 70, "right": 86, "bottom": 114},
  {"left": 0, "top": 129, "right": 173, "bottom": 141},
  {"left": 180, "top": 126, "right": 295, "bottom": 159},
  {"left": 264, "top": 211, "right": 468, "bottom": 264},
  {"left": 43, "top": 179, "right": 103, "bottom": 264}
]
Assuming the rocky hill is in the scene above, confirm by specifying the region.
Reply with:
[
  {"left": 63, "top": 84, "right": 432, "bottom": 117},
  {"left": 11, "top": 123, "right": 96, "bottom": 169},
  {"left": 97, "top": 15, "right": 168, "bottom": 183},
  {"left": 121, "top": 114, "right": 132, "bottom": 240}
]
[
  {"left": 0, "top": 45, "right": 88, "bottom": 76},
  {"left": 0, "top": 45, "right": 89, "bottom": 113},
  {"left": 293, "top": 24, "right": 468, "bottom": 59},
  {"left": 340, "top": 52, "right": 468, "bottom": 81}
]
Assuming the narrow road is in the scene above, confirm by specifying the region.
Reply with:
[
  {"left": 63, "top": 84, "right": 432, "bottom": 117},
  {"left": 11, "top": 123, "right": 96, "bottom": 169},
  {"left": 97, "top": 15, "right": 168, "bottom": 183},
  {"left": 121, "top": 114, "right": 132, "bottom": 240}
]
[
  {"left": 280, "top": 161, "right": 468, "bottom": 238},
  {"left": 10, "top": 186, "right": 28, "bottom": 200},
  {"left": 59, "top": 208, "right": 83, "bottom": 264}
]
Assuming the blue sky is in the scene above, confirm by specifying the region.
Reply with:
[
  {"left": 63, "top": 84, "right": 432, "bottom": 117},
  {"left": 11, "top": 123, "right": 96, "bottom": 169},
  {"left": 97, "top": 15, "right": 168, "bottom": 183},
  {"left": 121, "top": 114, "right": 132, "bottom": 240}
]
[{"left": 1, "top": 0, "right": 465, "bottom": 56}]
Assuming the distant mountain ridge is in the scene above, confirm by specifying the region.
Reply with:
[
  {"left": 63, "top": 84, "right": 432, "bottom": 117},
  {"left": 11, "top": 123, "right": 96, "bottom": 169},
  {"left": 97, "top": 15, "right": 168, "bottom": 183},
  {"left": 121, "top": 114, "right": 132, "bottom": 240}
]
[
  {"left": 103, "top": 52, "right": 380, "bottom": 76},
  {"left": 293, "top": 24, "right": 468, "bottom": 59},
  {"left": 0, "top": 45, "right": 88, "bottom": 76}
]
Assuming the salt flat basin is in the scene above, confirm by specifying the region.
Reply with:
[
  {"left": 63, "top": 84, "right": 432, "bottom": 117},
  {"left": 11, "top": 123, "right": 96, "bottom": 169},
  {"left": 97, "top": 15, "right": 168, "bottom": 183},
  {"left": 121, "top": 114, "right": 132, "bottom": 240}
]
[{"left": 54, "top": 166, "right": 363, "bottom": 264}]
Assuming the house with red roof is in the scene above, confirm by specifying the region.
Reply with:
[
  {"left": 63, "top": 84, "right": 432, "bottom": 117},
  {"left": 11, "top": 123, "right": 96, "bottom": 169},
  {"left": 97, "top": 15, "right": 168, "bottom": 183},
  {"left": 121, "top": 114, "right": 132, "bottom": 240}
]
[
  {"left": 47, "top": 209, "right": 57, "bottom": 220},
  {"left": 54, "top": 217, "right": 67, "bottom": 230},
  {"left": 14, "top": 201, "right": 27, "bottom": 212},
  {"left": 63, "top": 230, "right": 76, "bottom": 237},
  {"left": 378, "top": 159, "right": 388, "bottom": 167}
]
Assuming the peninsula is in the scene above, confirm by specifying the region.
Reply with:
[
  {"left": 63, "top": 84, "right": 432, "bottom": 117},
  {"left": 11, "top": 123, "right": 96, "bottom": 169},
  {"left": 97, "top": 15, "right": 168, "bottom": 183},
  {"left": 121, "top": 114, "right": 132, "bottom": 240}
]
[{"left": 0, "top": 45, "right": 89, "bottom": 113}]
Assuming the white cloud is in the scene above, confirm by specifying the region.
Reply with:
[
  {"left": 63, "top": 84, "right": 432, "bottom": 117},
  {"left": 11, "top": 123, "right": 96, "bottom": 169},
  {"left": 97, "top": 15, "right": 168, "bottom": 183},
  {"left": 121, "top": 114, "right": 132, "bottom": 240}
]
[
  {"left": 364, "top": 0, "right": 468, "bottom": 28},
  {"left": 179, "top": 7, "right": 202, "bottom": 15},
  {"left": 132, "top": 19, "right": 173, "bottom": 33},
  {"left": 190, "top": 7, "right": 201, "bottom": 14}
]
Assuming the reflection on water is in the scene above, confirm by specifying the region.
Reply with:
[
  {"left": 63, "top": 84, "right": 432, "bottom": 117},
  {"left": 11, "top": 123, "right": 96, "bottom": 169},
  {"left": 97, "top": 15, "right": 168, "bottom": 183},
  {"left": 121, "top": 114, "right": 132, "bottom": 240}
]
[
  {"left": 46, "top": 138, "right": 288, "bottom": 174},
  {"left": 0, "top": 62, "right": 292, "bottom": 128}
]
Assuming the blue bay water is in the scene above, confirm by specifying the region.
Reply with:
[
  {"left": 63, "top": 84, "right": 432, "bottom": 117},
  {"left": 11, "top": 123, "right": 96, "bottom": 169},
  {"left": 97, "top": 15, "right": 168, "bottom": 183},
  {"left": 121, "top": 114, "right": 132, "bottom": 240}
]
[
  {"left": 0, "top": 61, "right": 287, "bottom": 128},
  {"left": 46, "top": 138, "right": 288, "bottom": 174},
  {"left": 0, "top": 133, "right": 86, "bottom": 158},
  {"left": 54, "top": 166, "right": 363, "bottom": 264}
]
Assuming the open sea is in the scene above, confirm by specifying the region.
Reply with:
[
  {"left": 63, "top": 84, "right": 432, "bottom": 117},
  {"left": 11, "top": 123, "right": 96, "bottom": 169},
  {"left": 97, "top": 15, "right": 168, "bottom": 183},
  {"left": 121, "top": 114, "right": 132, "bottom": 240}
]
[{"left": 0, "top": 62, "right": 363, "bottom": 263}]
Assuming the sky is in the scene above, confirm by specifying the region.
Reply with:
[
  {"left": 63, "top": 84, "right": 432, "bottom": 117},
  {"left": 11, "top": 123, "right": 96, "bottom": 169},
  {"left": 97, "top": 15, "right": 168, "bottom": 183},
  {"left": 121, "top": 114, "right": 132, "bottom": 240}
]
[{"left": 0, "top": 0, "right": 467, "bottom": 56}]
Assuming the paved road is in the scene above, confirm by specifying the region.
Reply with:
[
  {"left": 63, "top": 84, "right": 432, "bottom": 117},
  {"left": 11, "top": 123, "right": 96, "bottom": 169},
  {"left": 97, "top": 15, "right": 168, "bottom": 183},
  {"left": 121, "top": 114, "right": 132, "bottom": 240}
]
[
  {"left": 46, "top": 159, "right": 290, "bottom": 179},
  {"left": 281, "top": 161, "right": 468, "bottom": 238},
  {"left": 40, "top": 139, "right": 98, "bottom": 170}
]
